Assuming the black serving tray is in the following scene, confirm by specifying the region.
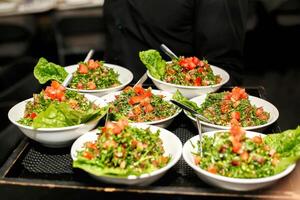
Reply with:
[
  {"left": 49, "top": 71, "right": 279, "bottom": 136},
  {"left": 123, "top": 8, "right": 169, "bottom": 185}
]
[{"left": 2, "top": 86, "right": 298, "bottom": 200}]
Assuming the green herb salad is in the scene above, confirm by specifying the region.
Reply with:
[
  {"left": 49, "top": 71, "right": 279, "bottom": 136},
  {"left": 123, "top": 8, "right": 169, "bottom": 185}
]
[
  {"left": 192, "top": 125, "right": 300, "bottom": 178},
  {"left": 108, "top": 85, "right": 178, "bottom": 122},
  {"left": 33, "top": 57, "right": 120, "bottom": 90},
  {"left": 173, "top": 87, "right": 270, "bottom": 127},
  {"left": 140, "top": 49, "right": 221, "bottom": 86},
  {"left": 18, "top": 81, "right": 107, "bottom": 128},
  {"left": 73, "top": 119, "right": 170, "bottom": 177}
]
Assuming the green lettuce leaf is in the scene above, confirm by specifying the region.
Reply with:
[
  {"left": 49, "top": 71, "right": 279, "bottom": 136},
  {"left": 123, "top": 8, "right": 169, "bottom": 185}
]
[
  {"left": 32, "top": 102, "right": 108, "bottom": 128},
  {"left": 139, "top": 49, "right": 166, "bottom": 79},
  {"left": 265, "top": 126, "right": 300, "bottom": 173},
  {"left": 33, "top": 57, "right": 68, "bottom": 84}
]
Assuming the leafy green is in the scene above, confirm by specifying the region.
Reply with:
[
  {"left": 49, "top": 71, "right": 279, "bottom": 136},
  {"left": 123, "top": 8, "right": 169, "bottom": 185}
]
[
  {"left": 172, "top": 90, "right": 200, "bottom": 111},
  {"left": 32, "top": 102, "right": 108, "bottom": 128},
  {"left": 265, "top": 126, "right": 300, "bottom": 173},
  {"left": 33, "top": 57, "right": 68, "bottom": 84},
  {"left": 139, "top": 49, "right": 166, "bottom": 79}
]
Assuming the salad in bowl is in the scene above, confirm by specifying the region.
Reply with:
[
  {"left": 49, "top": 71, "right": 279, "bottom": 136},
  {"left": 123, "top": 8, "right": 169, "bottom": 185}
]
[
  {"left": 140, "top": 50, "right": 229, "bottom": 98},
  {"left": 183, "top": 123, "right": 300, "bottom": 191},
  {"left": 71, "top": 119, "right": 182, "bottom": 185},
  {"left": 101, "top": 85, "right": 181, "bottom": 127},
  {"left": 174, "top": 87, "right": 279, "bottom": 131},
  {"left": 8, "top": 81, "right": 107, "bottom": 147},
  {"left": 33, "top": 57, "right": 133, "bottom": 97}
]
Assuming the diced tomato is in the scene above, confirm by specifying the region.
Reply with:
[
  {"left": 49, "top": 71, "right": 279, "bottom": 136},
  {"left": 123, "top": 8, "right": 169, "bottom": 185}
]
[
  {"left": 143, "top": 90, "right": 152, "bottom": 98},
  {"left": 86, "top": 142, "right": 97, "bottom": 150},
  {"left": 230, "top": 118, "right": 240, "bottom": 127},
  {"left": 77, "top": 82, "right": 84, "bottom": 89},
  {"left": 224, "top": 92, "right": 232, "bottom": 100},
  {"left": 140, "top": 97, "right": 151, "bottom": 106},
  {"left": 207, "top": 165, "right": 217, "bottom": 174},
  {"left": 231, "top": 87, "right": 248, "bottom": 101},
  {"left": 51, "top": 81, "right": 61, "bottom": 89},
  {"left": 194, "top": 156, "right": 201, "bottom": 165},
  {"left": 112, "top": 126, "right": 122, "bottom": 135},
  {"left": 255, "top": 107, "right": 264, "bottom": 116},
  {"left": 87, "top": 59, "right": 100, "bottom": 69},
  {"left": 56, "top": 91, "right": 65, "bottom": 101},
  {"left": 78, "top": 63, "right": 88, "bottom": 74},
  {"left": 194, "top": 77, "right": 202, "bottom": 86},
  {"left": 116, "top": 118, "right": 128, "bottom": 130},
  {"left": 198, "top": 67, "right": 204, "bottom": 73},
  {"left": 258, "top": 113, "right": 268, "bottom": 121},
  {"left": 144, "top": 104, "right": 154, "bottom": 113},
  {"left": 232, "top": 139, "right": 242, "bottom": 153},
  {"left": 240, "top": 151, "right": 249, "bottom": 161},
  {"left": 128, "top": 96, "right": 144, "bottom": 105},
  {"left": 231, "top": 111, "right": 241, "bottom": 121},
  {"left": 134, "top": 85, "right": 145, "bottom": 95},
  {"left": 82, "top": 151, "right": 93, "bottom": 160},
  {"left": 87, "top": 81, "right": 97, "bottom": 90},
  {"left": 131, "top": 139, "right": 138, "bottom": 148},
  {"left": 220, "top": 102, "right": 229, "bottom": 113},
  {"left": 252, "top": 136, "right": 263, "bottom": 144},
  {"left": 30, "top": 112, "right": 37, "bottom": 119}
]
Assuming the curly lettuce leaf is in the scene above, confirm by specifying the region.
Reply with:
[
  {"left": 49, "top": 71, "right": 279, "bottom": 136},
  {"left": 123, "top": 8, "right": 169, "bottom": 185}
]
[
  {"left": 34, "top": 57, "right": 68, "bottom": 84},
  {"left": 265, "top": 126, "right": 300, "bottom": 173},
  {"left": 32, "top": 102, "right": 107, "bottom": 128},
  {"left": 139, "top": 49, "right": 166, "bottom": 79},
  {"left": 172, "top": 90, "right": 200, "bottom": 111}
]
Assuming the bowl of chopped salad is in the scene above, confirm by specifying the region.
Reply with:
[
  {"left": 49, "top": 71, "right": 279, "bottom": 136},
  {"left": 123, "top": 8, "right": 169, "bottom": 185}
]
[
  {"left": 64, "top": 60, "right": 133, "bottom": 97},
  {"left": 8, "top": 81, "right": 108, "bottom": 148},
  {"left": 71, "top": 119, "right": 182, "bottom": 185},
  {"left": 140, "top": 50, "right": 230, "bottom": 98},
  {"left": 182, "top": 125, "right": 300, "bottom": 191},
  {"left": 101, "top": 85, "right": 181, "bottom": 128},
  {"left": 174, "top": 87, "right": 279, "bottom": 132}
]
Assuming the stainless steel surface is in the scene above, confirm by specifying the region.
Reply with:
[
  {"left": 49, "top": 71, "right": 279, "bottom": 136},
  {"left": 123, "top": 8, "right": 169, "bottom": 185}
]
[
  {"left": 133, "top": 72, "right": 148, "bottom": 87},
  {"left": 170, "top": 100, "right": 210, "bottom": 123},
  {"left": 160, "top": 44, "right": 178, "bottom": 60}
]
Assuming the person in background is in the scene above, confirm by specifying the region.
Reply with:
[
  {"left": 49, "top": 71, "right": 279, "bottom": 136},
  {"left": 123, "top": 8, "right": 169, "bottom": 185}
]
[{"left": 103, "top": 0, "right": 248, "bottom": 84}]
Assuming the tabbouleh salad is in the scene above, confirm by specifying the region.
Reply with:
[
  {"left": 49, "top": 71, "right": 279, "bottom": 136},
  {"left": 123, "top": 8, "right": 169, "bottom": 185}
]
[
  {"left": 108, "top": 85, "right": 178, "bottom": 122},
  {"left": 73, "top": 119, "right": 170, "bottom": 177}
]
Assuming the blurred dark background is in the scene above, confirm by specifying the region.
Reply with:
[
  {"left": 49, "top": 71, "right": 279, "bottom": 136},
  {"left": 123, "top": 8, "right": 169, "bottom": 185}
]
[{"left": 0, "top": 0, "right": 299, "bottom": 164}]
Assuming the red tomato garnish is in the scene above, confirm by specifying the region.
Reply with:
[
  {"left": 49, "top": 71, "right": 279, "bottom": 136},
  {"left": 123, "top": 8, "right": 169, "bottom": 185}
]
[
  {"left": 86, "top": 142, "right": 97, "bottom": 150},
  {"left": 240, "top": 151, "right": 249, "bottom": 161},
  {"left": 207, "top": 165, "right": 217, "bottom": 174},
  {"left": 194, "top": 77, "right": 202, "bottom": 86},
  {"left": 87, "top": 59, "right": 100, "bottom": 69},
  {"left": 77, "top": 82, "right": 84, "bottom": 89},
  {"left": 82, "top": 151, "right": 93, "bottom": 160},
  {"left": 144, "top": 104, "right": 154, "bottom": 113},
  {"left": 78, "top": 63, "right": 88, "bottom": 74},
  {"left": 30, "top": 112, "right": 37, "bottom": 119},
  {"left": 134, "top": 85, "right": 145, "bottom": 95},
  {"left": 87, "top": 81, "right": 97, "bottom": 90},
  {"left": 231, "top": 111, "right": 241, "bottom": 121},
  {"left": 128, "top": 96, "right": 144, "bottom": 105}
]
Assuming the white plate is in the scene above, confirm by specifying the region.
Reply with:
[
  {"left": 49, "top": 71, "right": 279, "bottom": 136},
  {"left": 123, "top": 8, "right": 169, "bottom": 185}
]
[
  {"left": 65, "top": 63, "right": 133, "bottom": 97},
  {"left": 71, "top": 123, "right": 182, "bottom": 185},
  {"left": 8, "top": 94, "right": 107, "bottom": 148},
  {"left": 147, "top": 65, "right": 230, "bottom": 98},
  {"left": 101, "top": 89, "right": 181, "bottom": 128},
  {"left": 185, "top": 94, "right": 279, "bottom": 132},
  {"left": 183, "top": 131, "right": 296, "bottom": 191}
]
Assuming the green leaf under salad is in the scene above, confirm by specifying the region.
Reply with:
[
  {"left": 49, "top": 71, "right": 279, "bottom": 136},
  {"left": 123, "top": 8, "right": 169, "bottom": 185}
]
[
  {"left": 18, "top": 81, "right": 107, "bottom": 128},
  {"left": 139, "top": 49, "right": 166, "bottom": 79},
  {"left": 34, "top": 57, "right": 68, "bottom": 84},
  {"left": 73, "top": 119, "right": 170, "bottom": 177},
  {"left": 193, "top": 124, "right": 300, "bottom": 178}
]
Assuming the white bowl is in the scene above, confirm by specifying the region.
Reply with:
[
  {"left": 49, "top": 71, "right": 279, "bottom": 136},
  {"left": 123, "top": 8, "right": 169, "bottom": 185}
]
[
  {"left": 65, "top": 63, "right": 133, "bottom": 97},
  {"left": 71, "top": 124, "right": 182, "bottom": 185},
  {"left": 147, "top": 65, "right": 230, "bottom": 98},
  {"left": 182, "top": 131, "right": 296, "bottom": 191},
  {"left": 101, "top": 89, "right": 181, "bottom": 128},
  {"left": 185, "top": 94, "right": 279, "bottom": 132},
  {"left": 8, "top": 94, "right": 107, "bottom": 148}
]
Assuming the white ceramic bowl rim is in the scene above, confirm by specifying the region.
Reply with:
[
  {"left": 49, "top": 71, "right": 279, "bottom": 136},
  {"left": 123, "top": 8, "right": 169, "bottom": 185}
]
[
  {"left": 183, "top": 130, "right": 296, "bottom": 184},
  {"left": 101, "top": 89, "right": 182, "bottom": 125},
  {"left": 8, "top": 94, "right": 105, "bottom": 132},
  {"left": 146, "top": 65, "right": 230, "bottom": 89},
  {"left": 185, "top": 95, "right": 279, "bottom": 130},
  {"left": 71, "top": 124, "right": 183, "bottom": 180},
  {"left": 65, "top": 63, "right": 133, "bottom": 93}
]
